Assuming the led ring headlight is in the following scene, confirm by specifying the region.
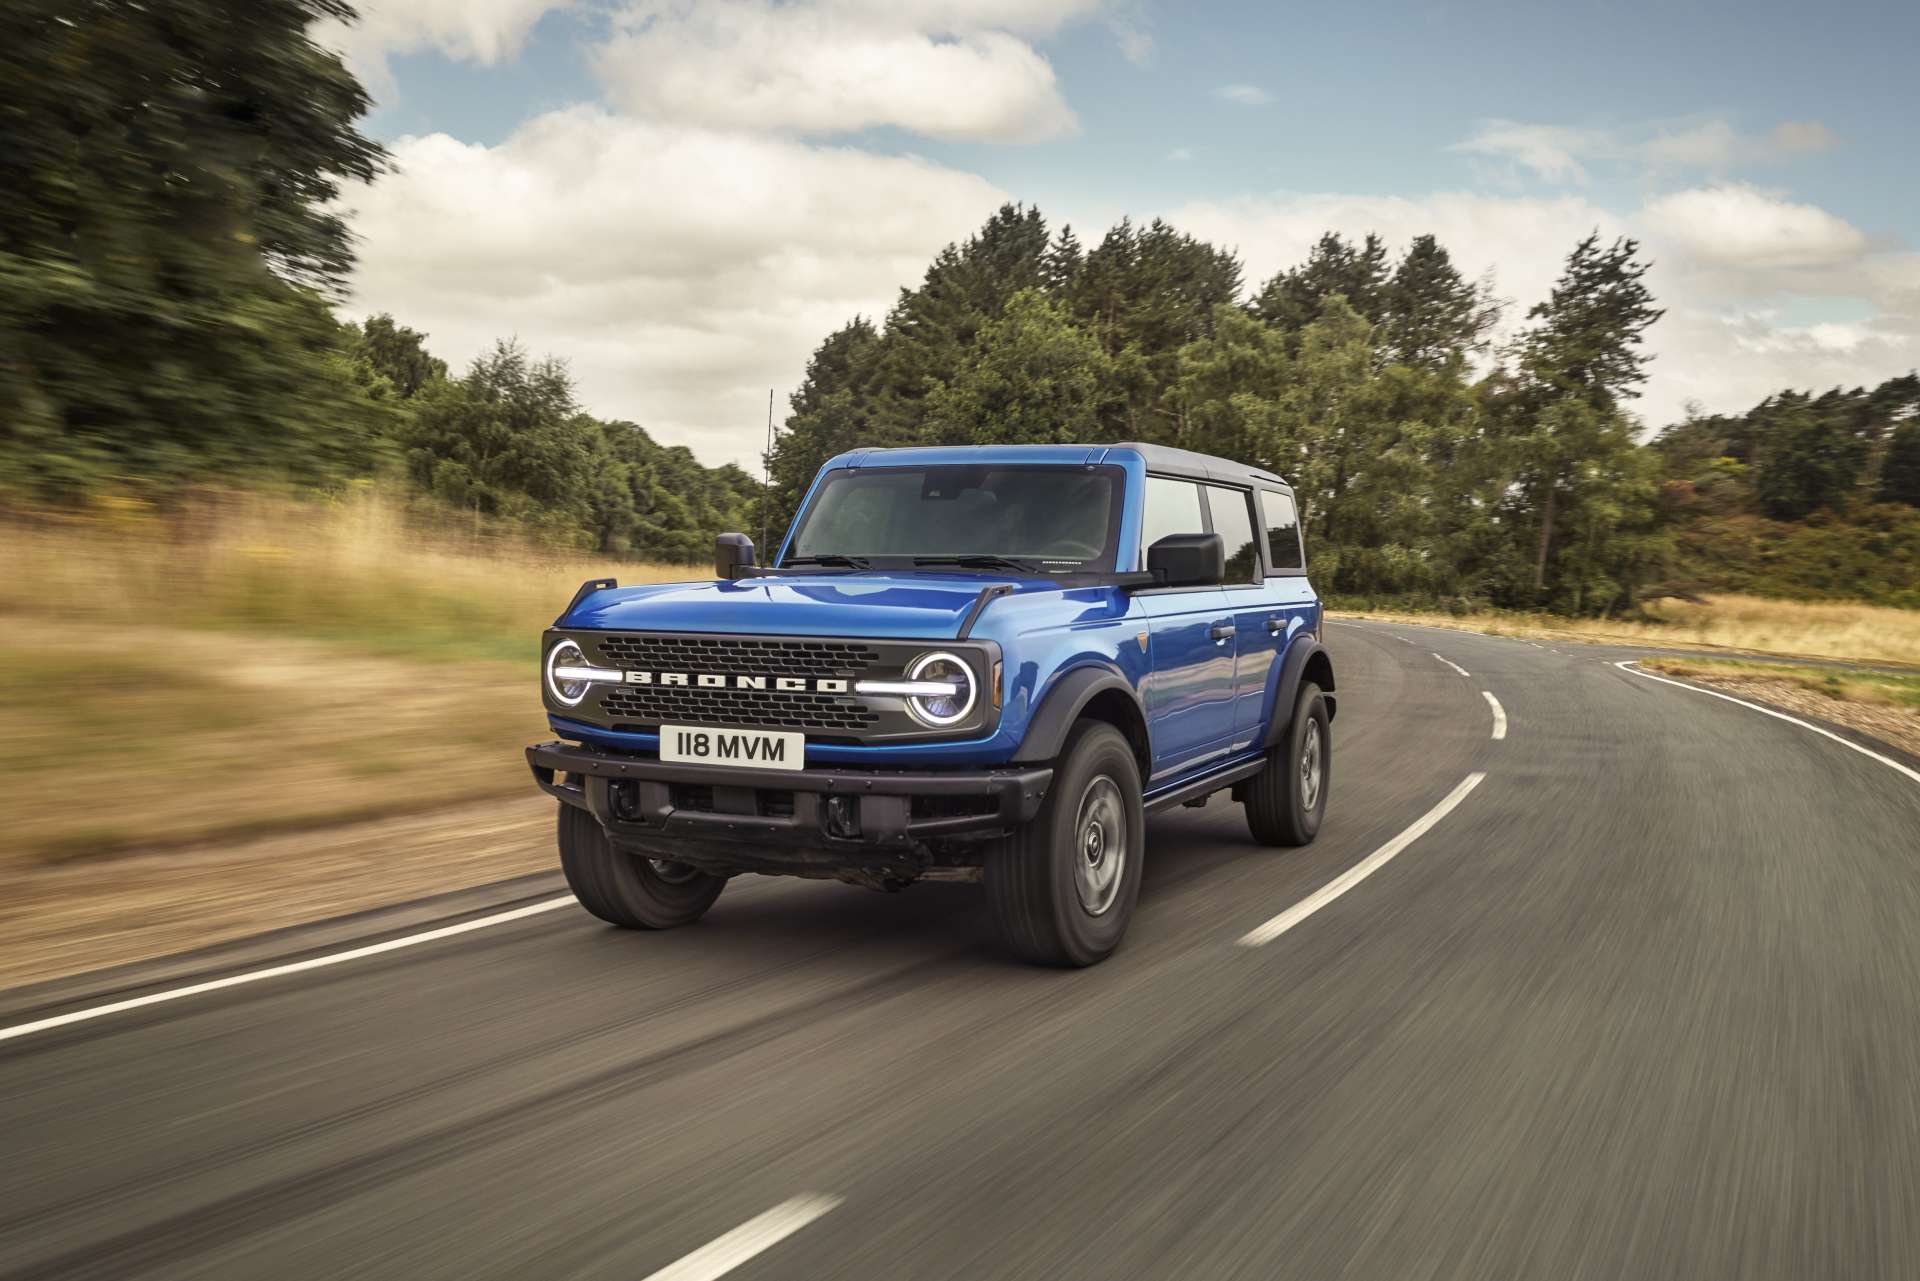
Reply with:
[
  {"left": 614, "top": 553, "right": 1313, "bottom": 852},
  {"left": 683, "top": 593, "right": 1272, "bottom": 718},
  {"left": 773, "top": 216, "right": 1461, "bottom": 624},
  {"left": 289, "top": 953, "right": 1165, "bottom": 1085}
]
[
  {"left": 545, "top": 638, "right": 620, "bottom": 707},
  {"left": 900, "top": 650, "right": 976, "bottom": 727}
]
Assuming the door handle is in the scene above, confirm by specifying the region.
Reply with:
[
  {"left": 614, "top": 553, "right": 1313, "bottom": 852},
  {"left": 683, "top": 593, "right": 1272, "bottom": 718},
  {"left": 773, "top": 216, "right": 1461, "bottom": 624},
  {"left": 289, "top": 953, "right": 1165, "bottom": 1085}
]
[
  {"left": 1209, "top": 623, "right": 1234, "bottom": 642},
  {"left": 1267, "top": 615, "right": 1283, "bottom": 635}
]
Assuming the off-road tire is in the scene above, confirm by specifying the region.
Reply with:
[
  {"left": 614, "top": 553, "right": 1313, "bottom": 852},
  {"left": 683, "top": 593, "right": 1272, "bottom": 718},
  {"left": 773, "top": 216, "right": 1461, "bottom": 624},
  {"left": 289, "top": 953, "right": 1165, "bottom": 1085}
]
[
  {"left": 1244, "top": 681, "right": 1330, "bottom": 847},
  {"left": 986, "top": 721, "right": 1145, "bottom": 967},
  {"left": 558, "top": 803, "right": 726, "bottom": 928}
]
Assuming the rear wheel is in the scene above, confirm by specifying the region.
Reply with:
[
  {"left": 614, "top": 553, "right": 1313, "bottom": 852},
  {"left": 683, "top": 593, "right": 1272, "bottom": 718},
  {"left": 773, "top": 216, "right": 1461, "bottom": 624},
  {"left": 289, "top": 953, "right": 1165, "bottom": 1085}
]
[
  {"left": 1244, "top": 681, "right": 1330, "bottom": 847},
  {"left": 558, "top": 803, "right": 726, "bottom": 928},
  {"left": 986, "top": 721, "right": 1144, "bottom": 967}
]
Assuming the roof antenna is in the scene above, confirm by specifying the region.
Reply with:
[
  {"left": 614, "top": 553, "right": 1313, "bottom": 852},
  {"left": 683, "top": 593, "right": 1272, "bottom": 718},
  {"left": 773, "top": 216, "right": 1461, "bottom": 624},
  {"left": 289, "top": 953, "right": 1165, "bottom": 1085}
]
[{"left": 760, "top": 388, "right": 774, "bottom": 556}]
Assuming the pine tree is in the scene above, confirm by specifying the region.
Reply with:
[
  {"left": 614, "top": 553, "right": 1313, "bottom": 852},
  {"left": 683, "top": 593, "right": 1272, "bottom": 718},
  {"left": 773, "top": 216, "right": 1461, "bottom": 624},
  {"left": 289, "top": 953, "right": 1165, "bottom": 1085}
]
[
  {"left": 1251, "top": 232, "right": 1391, "bottom": 334},
  {"left": 1514, "top": 233, "right": 1665, "bottom": 594},
  {"left": 1381, "top": 235, "right": 1497, "bottom": 369}
]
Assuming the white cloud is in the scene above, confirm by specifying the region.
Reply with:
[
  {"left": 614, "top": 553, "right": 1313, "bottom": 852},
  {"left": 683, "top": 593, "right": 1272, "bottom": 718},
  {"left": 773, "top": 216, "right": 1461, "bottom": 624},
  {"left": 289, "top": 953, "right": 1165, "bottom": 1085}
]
[
  {"left": 1163, "top": 187, "right": 1919, "bottom": 429},
  {"left": 315, "top": 0, "right": 575, "bottom": 103},
  {"left": 344, "top": 108, "right": 1009, "bottom": 466},
  {"left": 1453, "top": 117, "right": 1841, "bottom": 185},
  {"left": 592, "top": 0, "right": 1097, "bottom": 142},
  {"left": 1449, "top": 122, "right": 1607, "bottom": 184},
  {"left": 1213, "top": 84, "right": 1274, "bottom": 107},
  {"left": 1640, "top": 184, "right": 1868, "bottom": 269}
]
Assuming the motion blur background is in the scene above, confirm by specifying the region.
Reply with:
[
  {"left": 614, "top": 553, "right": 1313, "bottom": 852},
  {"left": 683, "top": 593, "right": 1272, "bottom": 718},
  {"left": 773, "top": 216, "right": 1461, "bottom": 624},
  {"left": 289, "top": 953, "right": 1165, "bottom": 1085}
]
[{"left": 1, "top": 0, "right": 1917, "bottom": 986}]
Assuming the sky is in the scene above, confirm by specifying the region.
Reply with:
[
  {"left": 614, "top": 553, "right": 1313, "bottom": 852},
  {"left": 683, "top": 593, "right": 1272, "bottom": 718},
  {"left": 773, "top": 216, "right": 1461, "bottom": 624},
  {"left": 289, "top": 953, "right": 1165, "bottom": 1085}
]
[{"left": 320, "top": 0, "right": 1920, "bottom": 468}]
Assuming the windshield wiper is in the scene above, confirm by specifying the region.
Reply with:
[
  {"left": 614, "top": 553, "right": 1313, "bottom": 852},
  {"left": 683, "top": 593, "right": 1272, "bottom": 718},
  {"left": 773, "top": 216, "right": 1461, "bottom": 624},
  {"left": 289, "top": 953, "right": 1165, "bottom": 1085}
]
[
  {"left": 912, "top": 554, "right": 1052, "bottom": 573},
  {"left": 781, "top": 554, "right": 873, "bottom": 569}
]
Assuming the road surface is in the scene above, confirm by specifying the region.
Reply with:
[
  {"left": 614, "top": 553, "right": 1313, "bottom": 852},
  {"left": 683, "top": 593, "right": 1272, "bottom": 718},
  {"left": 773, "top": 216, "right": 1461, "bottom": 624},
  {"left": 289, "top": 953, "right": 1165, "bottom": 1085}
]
[{"left": 4, "top": 620, "right": 1919, "bottom": 1279}]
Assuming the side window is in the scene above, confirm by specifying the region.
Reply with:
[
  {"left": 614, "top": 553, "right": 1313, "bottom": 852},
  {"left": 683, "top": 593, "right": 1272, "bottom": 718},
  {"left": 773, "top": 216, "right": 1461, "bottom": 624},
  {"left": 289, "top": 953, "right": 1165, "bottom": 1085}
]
[
  {"left": 1259, "top": 488, "right": 1305, "bottom": 572},
  {"left": 1138, "top": 476, "right": 1205, "bottom": 568},
  {"left": 1203, "top": 485, "right": 1260, "bottom": 583}
]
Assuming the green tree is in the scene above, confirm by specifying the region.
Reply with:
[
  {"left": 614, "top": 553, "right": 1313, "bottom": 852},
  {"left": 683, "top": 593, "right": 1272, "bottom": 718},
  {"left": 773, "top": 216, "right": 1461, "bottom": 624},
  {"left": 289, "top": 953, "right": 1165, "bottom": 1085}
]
[
  {"left": 1514, "top": 233, "right": 1664, "bottom": 594},
  {"left": 351, "top": 314, "right": 448, "bottom": 399},
  {"left": 1251, "top": 233, "right": 1390, "bottom": 334},
  {"left": 0, "top": 0, "right": 389, "bottom": 497},
  {"left": 1881, "top": 421, "right": 1920, "bottom": 507},
  {"left": 403, "top": 341, "right": 595, "bottom": 529},
  {"left": 1380, "top": 235, "right": 1497, "bottom": 370},
  {"left": 924, "top": 291, "right": 1112, "bottom": 445},
  {"left": 1752, "top": 393, "right": 1871, "bottom": 519}
]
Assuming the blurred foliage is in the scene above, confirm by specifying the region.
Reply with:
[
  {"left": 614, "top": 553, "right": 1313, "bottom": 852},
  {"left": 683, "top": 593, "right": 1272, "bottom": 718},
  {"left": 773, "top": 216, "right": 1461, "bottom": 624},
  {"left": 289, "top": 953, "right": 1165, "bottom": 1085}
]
[
  {"left": 0, "top": 1, "right": 762, "bottom": 562},
  {"left": 0, "top": 0, "right": 390, "bottom": 495}
]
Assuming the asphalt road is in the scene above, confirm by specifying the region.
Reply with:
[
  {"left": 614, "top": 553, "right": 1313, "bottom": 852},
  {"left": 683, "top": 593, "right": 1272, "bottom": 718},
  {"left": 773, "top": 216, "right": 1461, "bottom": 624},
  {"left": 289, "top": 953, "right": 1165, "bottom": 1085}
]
[{"left": 6, "top": 620, "right": 1920, "bottom": 1280}]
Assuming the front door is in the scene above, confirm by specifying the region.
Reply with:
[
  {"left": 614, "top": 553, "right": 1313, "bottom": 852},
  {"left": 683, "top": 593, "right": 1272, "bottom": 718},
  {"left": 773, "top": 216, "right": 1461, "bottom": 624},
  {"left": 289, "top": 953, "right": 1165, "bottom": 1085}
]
[{"left": 1136, "top": 476, "right": 1236, "bottom": 781}]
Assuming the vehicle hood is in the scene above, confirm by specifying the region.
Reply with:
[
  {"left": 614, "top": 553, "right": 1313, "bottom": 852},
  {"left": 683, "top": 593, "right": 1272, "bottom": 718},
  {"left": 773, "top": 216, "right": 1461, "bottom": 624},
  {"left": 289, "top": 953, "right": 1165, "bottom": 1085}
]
[{"left": 560, "top": 571, "right": 1074, "bottom": 639}]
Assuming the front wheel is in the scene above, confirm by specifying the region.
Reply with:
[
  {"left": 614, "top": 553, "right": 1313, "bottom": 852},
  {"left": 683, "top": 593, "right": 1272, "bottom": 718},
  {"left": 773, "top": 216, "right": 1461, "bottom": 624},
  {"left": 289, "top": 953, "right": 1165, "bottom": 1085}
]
[
  {"left": 985, "top": 721, "right": 1145, "bottom": 967},
  {"left": 558, "top": 803, "right": 726, "bottom": 928},
  {"left": 1244, "top": 681, "right": 1330, "bottom": 847}
]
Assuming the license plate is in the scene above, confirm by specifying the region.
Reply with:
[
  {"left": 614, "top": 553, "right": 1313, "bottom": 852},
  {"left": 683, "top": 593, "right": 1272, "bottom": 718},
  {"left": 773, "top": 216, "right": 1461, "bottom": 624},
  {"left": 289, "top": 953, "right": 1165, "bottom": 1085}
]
[{"left": 659, "top": 725, "right": 805, "bottom": 771}]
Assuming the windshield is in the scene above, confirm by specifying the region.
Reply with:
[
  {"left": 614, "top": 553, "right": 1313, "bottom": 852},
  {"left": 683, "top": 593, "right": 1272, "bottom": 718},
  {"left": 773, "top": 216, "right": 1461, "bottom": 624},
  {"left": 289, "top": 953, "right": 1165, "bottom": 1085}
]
[{"left": 784, "top": 465, "right": 1126, "bottom": 574}]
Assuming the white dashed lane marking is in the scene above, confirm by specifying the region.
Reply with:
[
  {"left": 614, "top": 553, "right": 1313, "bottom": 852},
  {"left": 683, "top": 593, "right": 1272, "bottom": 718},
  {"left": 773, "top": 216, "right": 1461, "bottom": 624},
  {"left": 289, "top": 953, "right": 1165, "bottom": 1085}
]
[
  {"left": 1431, "top": 652, "right": 1470, "bottom": 678},
  {"left": 641, "top": 1195, "right": 843, "bottom": 1281},
  {"left": 1482, "top": 690, "right": 1508, "bottom": 740}
]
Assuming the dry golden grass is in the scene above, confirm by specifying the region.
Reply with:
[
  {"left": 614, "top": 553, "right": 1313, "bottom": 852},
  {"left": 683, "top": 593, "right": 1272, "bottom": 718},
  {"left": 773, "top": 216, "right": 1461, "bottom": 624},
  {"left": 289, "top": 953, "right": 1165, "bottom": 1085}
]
[
  {"left": 0, "top": 488, "right": 690, "bottom": 865},
  {"left": 0, "top": 484, "right": 692, "bottom": 663},
  {"left": 1333, "top": 594, "right": 1920, "bottom": 668}
]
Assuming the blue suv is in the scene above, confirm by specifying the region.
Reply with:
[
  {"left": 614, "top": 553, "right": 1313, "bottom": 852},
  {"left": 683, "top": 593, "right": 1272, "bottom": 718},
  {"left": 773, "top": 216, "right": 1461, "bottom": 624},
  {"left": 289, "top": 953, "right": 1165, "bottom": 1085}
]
[{"left": 527, "top": 443, "right": 1334, "bottom": 965}]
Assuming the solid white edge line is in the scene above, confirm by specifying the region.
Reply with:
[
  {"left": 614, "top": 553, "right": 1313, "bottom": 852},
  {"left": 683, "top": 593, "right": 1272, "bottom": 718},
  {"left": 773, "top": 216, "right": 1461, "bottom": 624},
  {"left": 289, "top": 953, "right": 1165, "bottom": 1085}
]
[
  {"left": 1431, "top": 652, "right": 1471, "bottom": 678},
  {"left": 0, "top": 896, "right": 577, "bottom": 1045},
  {"left": 1482, "top": 690, "right": 1508, "bottom": 740},
  {"left": 1238, "top": 772, "right": 1486, "bottom": 947},
  {"left": 642, "top": 1194, "right": 844, "bottom": 1281},
  {"left": 1615, "top": 660, "right": 1920, "bottom": 789}
]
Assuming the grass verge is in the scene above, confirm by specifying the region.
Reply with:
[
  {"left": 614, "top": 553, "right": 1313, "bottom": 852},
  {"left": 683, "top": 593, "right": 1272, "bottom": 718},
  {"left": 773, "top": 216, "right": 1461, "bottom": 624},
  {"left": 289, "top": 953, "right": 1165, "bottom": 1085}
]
[
  {"left": 0, "top": 489, "right": 689, "bottom": 866},
  {"left": 1640, "top": 657, "right": 1920, "bottom": 760}
]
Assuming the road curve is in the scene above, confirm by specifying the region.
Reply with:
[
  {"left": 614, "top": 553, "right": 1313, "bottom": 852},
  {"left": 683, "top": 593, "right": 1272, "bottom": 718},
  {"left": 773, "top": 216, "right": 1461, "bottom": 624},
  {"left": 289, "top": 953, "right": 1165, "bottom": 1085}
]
[{"left": 4, "top": 621, "right": 1919, "bottom": 1279}]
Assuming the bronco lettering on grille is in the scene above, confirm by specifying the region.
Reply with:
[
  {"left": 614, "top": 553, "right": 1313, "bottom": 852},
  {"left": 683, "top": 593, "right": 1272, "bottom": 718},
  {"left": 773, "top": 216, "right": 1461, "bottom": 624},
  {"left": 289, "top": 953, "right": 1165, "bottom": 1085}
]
[{"left": 623, "top": 671, "right": 851, "bottom": 694}]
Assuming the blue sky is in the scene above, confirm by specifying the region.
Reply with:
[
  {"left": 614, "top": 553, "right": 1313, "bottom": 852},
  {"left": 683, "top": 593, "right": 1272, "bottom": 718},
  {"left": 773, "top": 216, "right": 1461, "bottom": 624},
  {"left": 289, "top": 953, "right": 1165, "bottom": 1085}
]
[{"left": 325, "top": 0, "right": 1920, "bottom": 466}]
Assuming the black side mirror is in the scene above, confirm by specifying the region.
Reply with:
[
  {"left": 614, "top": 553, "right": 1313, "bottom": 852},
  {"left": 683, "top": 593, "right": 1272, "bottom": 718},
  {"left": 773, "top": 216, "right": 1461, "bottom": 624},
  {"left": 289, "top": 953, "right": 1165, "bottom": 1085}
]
[
  {"left": 1147, "top": 533, "right": 1224, "bottom": 588},
  {"left": 715, "top": 532, "right": 756, "bottom": 581}
]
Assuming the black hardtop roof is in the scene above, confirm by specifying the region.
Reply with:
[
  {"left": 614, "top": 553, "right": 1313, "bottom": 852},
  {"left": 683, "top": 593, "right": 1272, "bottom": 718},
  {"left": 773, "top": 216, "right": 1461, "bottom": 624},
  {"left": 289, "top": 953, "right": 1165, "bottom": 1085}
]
[{"left": 1110, "top": 442, "right": 1289, "bottom": 490}]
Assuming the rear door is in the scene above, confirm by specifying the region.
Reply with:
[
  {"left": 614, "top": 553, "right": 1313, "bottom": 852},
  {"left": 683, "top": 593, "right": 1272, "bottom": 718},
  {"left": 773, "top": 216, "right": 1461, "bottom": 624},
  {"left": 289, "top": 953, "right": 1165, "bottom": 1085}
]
[
  {"left": 1255, "top": 485, "right": 1319, "bottom": 732},
  {"left": 1204, "top": 484, "right": 1283, "bottom": 748},
  {"left": 1135, "top": 475, "right": 1237, "bottom": 781}
]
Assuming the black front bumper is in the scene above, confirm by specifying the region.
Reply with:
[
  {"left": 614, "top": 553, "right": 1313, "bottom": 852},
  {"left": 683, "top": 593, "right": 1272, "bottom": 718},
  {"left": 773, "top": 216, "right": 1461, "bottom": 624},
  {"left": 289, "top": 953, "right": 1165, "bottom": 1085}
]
[{"left": 526, "top": 741, "right": 1053, "bottom": 884}]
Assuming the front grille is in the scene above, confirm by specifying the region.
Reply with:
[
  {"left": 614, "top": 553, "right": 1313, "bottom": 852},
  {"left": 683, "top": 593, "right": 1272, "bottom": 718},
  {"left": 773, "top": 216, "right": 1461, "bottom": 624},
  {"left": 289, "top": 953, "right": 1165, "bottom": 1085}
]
[
  {"left": 600, "top": 685, "right": 880, "bottom": 733},
  {"left": 591, "top": 634, "right": 879, "bottom": 679}
]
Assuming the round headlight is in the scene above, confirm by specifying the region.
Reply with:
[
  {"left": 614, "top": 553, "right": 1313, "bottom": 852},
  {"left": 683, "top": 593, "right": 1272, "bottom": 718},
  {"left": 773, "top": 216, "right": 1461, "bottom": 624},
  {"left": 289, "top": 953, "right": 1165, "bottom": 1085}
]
[
  {"left": 905, "top": 651, "right": 976, "bottom": 727},
  {"left": 545, "top": 639, "right": 592, "bottom": 706}
]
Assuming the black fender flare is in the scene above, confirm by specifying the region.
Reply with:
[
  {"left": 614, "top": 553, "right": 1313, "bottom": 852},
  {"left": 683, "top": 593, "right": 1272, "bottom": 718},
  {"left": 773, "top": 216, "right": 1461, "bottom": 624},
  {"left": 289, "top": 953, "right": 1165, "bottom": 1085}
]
[
  {"left": 1261, "top": 636, "right": 1337, "bottom": 749},
  {"left": 1010, "top": 665, "right": 1145, "bottom": 765}
]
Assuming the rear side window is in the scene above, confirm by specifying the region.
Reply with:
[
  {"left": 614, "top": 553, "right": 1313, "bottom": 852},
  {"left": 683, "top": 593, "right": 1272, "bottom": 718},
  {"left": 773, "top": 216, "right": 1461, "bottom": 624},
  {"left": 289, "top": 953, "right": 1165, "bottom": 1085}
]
[
  {"left": 1139, "top": 476, "right": 1205, "bottom": 567},
  {"left": 1203, "top": 485, "right": 1260, "bottom": 583},
  {"left": 1259, "top": 488, "right": 1305, "bottom": 572}
]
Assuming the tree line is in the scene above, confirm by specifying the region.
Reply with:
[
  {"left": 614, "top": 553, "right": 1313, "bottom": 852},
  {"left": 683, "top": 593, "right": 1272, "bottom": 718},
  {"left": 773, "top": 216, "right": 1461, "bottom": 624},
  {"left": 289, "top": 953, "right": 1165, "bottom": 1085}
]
[
  {"left": 2, "top": 0, "right": 1915, "bottom": 600},
  {"left": 768, "top": 205, "right": 1920, "bottom": 612}
]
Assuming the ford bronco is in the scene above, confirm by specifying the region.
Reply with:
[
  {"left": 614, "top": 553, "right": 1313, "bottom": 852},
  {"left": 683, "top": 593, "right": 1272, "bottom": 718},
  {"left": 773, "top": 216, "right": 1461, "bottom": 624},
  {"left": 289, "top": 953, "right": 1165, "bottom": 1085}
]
[{"left": 527, "top": 443, "right": 1334, "bottom": 966}]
